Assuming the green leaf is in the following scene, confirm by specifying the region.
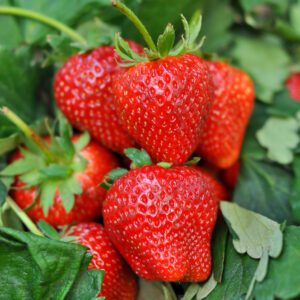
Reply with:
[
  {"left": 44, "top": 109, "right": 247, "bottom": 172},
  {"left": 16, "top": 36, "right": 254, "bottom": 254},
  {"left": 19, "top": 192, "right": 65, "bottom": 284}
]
[
  {"left": 220, "top": 202, "right": 283, "bottom": 298},
  {"left": 13, "top": 0, "right": 111, "bottom": 44},
  {"left": 240, "top": 0, "right": 288, "bottom": 13},
  {"left": 66, "top": 268, "right": 104, "bottom": 300},
  {"left": 181, "top": 284, "right": 199, "bottom": 300},
  {"left": 59, "top": 181, "right": 75, "bottom": 213},
  {"left": 206, "top": 237, "right": 257, "bottom": 300},
  {"left": 20, "top": 170, "right": 44, "bottom": 187},
  {"left": 40, "top": 181, "right": 58, "bottom": 215},
  {"left": 124, "top": 148, "right": 152, "bottom": 168},
  {"left": 74, "top": 131, "right": 90, "bottom": 152},
  {"left": 41, "top": 164, "right": 73, "bottom": 179},
  {"left": 212, "top": 219, "right": 228, "bottom": 283},
  {"left": 234, "top": 159, "right": 294, "bottom": 224},
  {"left": 0, "top": 0, "right": 22, "bottom": 48},
  {"left": 0, "top": 179, "right": 7, "bottom": 207},
  {"left": 221, "top": 202, "right": 283, "bottom": 258},
  {"left": 0, "top": 227, "right": 103, "bottom": 299},
  {"left": 256, "top": 116, "right": 299, "bottom": 164},
  {"left": 37, "top": 220, "right": 61, "bottom": 240},
  {"left": 231, "top": 35, "right": 290, "bottom": 103},
  {"left": 201, "top": 0, "right": 234, "bottom": 52},
  {"left": 0, "top": 133, "right": 20, "bottom": 155},
  {"left": 100, "top": 168, "right": 128, "bottom": 190},
  {"left": 0, "top": 156, "right": 37, "bottom": 176},
  {"left": 137, "top": 280, "right": 176, "bottom": 300},
  {"left": 44, "top": 34, "right": 78, "bottom": 66},
  {"left": 196, "top": 274, "right": 217, "bottom": 300},
  {"left": 66, "top": 177, "right": 83, "bottom": 195},
  {"left": 76, "top": 17, "right": 118, "bottom": 50},
  {"left": 253, "top": 226, "right": 300, "bottom": 299},
  {"left": 241, "top": 104, "right": 267, "bottom": 160},
  {"left": 114, "top": 33, "right": 146, "bottom": 65},
  {"left": 0, "top": 47, "right": 44, "bottom": 124},
  {"left": 289, "top": 155, "right": 300, "bottom": 222},
  {"left": 157, "top": 23, "right": 175, "bottom": 57}
]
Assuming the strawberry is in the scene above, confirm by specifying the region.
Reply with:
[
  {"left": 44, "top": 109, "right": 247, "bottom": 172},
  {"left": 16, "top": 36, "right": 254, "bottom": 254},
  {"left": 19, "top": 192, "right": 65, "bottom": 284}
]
[
  {"left": 1, "top": 109, "right": 118, "bottom": 227},
  {"left": 54, "top": 42, "right": 143, "bottom": 154},
  {"left": 112, "top": 2, "right": 214, "bottom": 164},
  {"left": 70, "top": 223, "right": 137, "bottom": 300},
  {"left": 195, "top": 167, "right": 229, "bottom": 201},
  {"left": 195, "top": 61, "right": 255, "bottom": 168},
  {"left": 286, "top": 72, "right": 300, "bottom": 101},
  {"left": 221, "top": 161, "right": 240, "bottom": 189},
  {"left": 103, "top": 164, "right": 219, "bottom": 281}
]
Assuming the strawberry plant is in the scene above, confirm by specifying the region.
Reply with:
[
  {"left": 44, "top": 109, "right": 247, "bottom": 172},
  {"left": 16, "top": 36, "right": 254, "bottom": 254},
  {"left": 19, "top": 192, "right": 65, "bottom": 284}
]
[{"left": 0, "top": 0, "right": 300, "bottom": 300}]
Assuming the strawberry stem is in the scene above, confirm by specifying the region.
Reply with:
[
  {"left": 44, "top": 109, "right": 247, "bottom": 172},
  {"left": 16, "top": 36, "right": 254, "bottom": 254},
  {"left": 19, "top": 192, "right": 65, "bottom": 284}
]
[
  {"left": 112, "top": 0, "right": 157, "bottom": 52},
  {"left": 1, "top": 107, "right": 55, "bottom": 162},
  {"left": 0, "top": 6, "right": 86, "bottom": 44},
  {"left": 6, "top": 197, "right": 44, "bottom": 236}
]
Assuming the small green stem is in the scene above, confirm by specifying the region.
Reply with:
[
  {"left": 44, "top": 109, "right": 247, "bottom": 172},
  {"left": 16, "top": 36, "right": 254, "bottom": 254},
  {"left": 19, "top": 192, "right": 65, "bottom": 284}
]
[
  {"left": 0, "top": 6, "right": 86, "bottom": 44},
  {"left": 112, "top": 0, "right": 157, "bottom": 52},
  {"left": 6, "top": 197, "right": 44, "bottom": 236},
  {"left": 1, "top": 107, "right": 55, "bottom": 162}
]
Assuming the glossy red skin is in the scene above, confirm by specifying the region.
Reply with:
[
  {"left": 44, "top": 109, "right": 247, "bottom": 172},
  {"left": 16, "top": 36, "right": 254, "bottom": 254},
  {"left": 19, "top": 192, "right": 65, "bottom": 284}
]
[
  {"left": 286, "top": 72, "right": 300, "bottom": 101},
  {"left": 113, "top": 54, "right": 214, "bottom": 164},
  {"left": 103, "top": 165, "right": 218, "bottom": 282},
  {"left": 71, "top": 223, "right": 137, "bottom": 300},
  {"left": 222, "top": 161, "right": 240, "bottom": 188},
  {"left": 54, "top": 42, "right": 143, "bottom": 154},
  {"left": 11, "top": 137, "right": 118, "bottom": 227},
  {"left": 194, "top": 167, "right": 229, "bottom": 201},
  {"left": 196, "top": 61, "right": 255, "bottom": 168}
]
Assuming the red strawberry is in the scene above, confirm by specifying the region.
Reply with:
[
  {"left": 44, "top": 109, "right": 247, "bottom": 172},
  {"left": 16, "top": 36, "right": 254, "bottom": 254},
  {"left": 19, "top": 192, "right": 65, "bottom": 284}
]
[
  {"left": 103, "top": 165, "right": 219, "bottom": 281},
  {"left": 114, "top": 54, "right": 213, "bottom": 164},
  {"left": 70, "top": 223, "right": 137, "bottom": 300},
  {"left": 286, "top": 72, "right": 300, "bottom": 101},
  {"left": 221, "top": 161, "right": 240, "bottom": 188},
  {"left": 54, "top": 42, "right": 142, "bottom": 154},
  {"left": 112, "top": 3, "right": 214, "bottom": 164},
  {"left": 11, "top": 136, "right": 118, "bottom": 227},
  {"left": 1, "top": 108, "right": 118, "bottom": 227},
  {"left": 194, "top": 167, "right": 229, "bottom": 201},
  {"left": 195, "top": 61, "right": 255, "bottom": 168}
]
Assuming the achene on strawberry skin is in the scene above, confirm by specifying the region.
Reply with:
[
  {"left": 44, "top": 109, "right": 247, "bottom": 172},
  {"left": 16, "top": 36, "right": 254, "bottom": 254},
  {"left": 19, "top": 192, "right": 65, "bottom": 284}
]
[
  {"left": 54, "top": 41, "right": 143, "bottom": 154},
  {"left": 196, "top": 61, "right": 255, "bottom": 169},
  {"left": 70, "top": 223, "right": 138, "bottom": 300},
  {"left": 103, "top": 164, "right": 219, "bottom": 282},
  {"left": 112, "top": 2, "right": 214, "bottom": 164}
]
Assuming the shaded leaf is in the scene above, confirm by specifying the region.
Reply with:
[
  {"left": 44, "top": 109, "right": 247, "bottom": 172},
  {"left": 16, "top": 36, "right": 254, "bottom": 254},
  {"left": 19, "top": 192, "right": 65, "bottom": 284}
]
[
  {"left": 256, "top": 116, "right": 299, "bottom": 164},
  {"left": 221, "top": 202, "right": 283, "bottom": 298},
  {"left": 231, "top": 35, "right": 290, "bottom": 102},
  {"left": 234, "top": 159, "right": 294, "bottom": 224},
  {"left": 37, "top": 220, "right": 61, "bottom": 240}
]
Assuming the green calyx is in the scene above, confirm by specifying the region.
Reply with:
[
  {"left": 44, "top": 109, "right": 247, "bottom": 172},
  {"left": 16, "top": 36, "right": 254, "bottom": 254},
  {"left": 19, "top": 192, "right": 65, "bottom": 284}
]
[
  {"left": 0, "top": 108, "right": 90, "bottom": 216},
  {"left": 113, "top": 0, "right": 204, "bottom": 65},
  {"left": 101, "top": 148, "right": 174, "bottom": 190}
]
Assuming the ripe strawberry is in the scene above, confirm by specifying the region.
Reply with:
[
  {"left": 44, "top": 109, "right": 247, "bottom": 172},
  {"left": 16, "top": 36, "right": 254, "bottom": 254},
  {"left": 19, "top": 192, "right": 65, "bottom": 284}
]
[
  {"left": 103, "top": 165, "right": 219, "bottom": 281},
  {"left": 11, "top": 137, "right": 118, "bottom": 227},
  {"left": 112, "top": 3, "right": 214, "bottom": 164},
  {"left": 195, "top": 167, "right": 229, "bottom": 201},
  {"left": 195, "top": 61, "right": 255, "bottom": 168},
  {"left": 70, "top": 223, "right": 137, "bottom": 300},
  {"left": 286, "top": 72, "right": 300, "bottom": 101},
  {"left": 221, "top": 161, "right": 240, "bottom": 189},
  {"left": 54, "top": 42, "right": 142, "bottom": 154},
  {"left": 1, "top": 108, "right": 118, "bottom": 227}
]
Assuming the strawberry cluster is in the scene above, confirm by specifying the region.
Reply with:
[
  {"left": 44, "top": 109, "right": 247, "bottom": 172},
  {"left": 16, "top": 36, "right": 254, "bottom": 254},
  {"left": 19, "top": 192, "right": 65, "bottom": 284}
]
[{"left": 1, "top": 1, "right": 255, "bottom": 300}]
